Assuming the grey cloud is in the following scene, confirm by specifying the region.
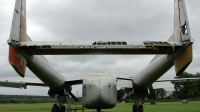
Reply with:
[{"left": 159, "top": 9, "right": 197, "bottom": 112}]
[{"left": 0, "top": 0, "right": 200, "bottom": 96}]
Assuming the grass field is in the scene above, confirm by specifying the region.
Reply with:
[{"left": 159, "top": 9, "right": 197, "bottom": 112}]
[{"left": 0, "top": 102, "right": 200, "bottom": 112}]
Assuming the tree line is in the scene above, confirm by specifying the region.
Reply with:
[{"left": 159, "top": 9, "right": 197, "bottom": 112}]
[
  {"left": 117, "top": 72, "right": 200, "bottom": 101},
  {"left": 0, "top": 95, "right": 54, "bottom": 103},
  {"left": 1, "top": 72, "right": 199, "bottom": 103},
  {"left": 0, "top": 95, "right": 81, "bottom": 104}
]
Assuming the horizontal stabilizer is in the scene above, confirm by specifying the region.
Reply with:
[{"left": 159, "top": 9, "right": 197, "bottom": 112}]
[{"left": 9, "top": 41, "right": 183, "bottom": 55}]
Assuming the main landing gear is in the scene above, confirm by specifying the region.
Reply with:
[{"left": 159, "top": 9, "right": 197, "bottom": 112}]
[
  {"left": 51, "top": 95, "right": 66, "bottom": 112},
  {"left": 97, "top": 108, "right": 101, "bottom": 112},
  {"left": 132, "top": 95, "right": 143, "bottom": 112}
]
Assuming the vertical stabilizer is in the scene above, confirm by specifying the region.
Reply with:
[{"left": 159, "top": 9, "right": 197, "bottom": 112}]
[
  {"left": 9, "top": 0, "right": 27, "bottom": 78},
  {"left": 173, "top": 0, "right": 191, "bottom": 42},
  {"left": 173, "top": 0, "right": 193, "bottom": 76},
  {"left": 150, "top": 0, "right": 193, "bottom": 76},
  {"left": 10, "top": 0, "right": 26, "bottom": 42}
]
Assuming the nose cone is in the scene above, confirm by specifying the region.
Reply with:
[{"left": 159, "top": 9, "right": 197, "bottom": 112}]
[{"left": 82, "top": 74, "right": 117, "bottom": 109}]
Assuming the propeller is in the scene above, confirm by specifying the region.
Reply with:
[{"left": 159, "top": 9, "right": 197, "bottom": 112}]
[
  {"left": 69, "top": 92, "right": 78, "bottom": 102},
  {"left": 64, "top": 88, "right": 78, "bottom": 102},
  {"left": 120, "top": 88, "right": 134, "bottom": 102},
  {"left": 120, "top": 93, "right": 128, "bottom": 102}
]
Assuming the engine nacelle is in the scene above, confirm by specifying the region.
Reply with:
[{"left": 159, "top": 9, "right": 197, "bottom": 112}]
[{"left": 82, "top": 74, "right": 117, "bottom": 109}]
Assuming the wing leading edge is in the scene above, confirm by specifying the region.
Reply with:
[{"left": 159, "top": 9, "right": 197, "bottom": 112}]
[
  {"left": 0, "top": 78, "right": 84, "bottom": 89},
  {"left": 152, "top": 77, "right": 200, "bottom": 89}
]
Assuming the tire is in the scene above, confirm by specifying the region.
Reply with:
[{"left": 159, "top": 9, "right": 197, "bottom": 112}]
[
  {"left": 51, "top": 104, "right": 57, "bottom": 112},
  {"left": 55, "top": 106, "right": 59, "bottom": 112},
  {"left": 132, "top": 105, "right": 138, "bottom": 112},
  {"left": 139, "top": 105, "right": 144, "bottom": 112},
  {"left": 61, "top": 106, "right": 66, "bottom": 112}
]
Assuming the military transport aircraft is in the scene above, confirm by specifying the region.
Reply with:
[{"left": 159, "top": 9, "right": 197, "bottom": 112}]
[{"left": 0, "top": 0, "right": 195, "bottom": 112}]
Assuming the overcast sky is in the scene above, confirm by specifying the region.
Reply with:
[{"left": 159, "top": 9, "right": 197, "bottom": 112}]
[{"left": 0, "top": 0, "right": 199, "bottom": 96}]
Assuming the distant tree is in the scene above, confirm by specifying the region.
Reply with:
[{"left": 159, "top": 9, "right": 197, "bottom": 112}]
[
  {"left": 9, "top": 99, "right": 16, "bottom": 103},
  {"left": 147, "top": 85, "right": 156, "bottom": 100},
  {"left": 174, "top": 72, "right": 200, "bottom": 99},
  {"left": 156, "top": 88, "right": 166, "bottom": 100},
  {"left": 117, "top": 88, "right": 126, "bottom": 100}
]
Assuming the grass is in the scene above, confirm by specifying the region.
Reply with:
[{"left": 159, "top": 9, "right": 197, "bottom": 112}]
[{"left": 0, "top": 102, "right": 200, "bottom": 112}]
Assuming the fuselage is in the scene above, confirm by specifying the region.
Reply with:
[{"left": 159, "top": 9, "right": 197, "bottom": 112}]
[{"left": 82, "top": 74, "right": 117, "bottom": 109}]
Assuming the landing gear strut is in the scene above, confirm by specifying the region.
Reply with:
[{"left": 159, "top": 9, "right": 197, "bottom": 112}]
[
  {"left": 51, "top": 95, "right": 66, "bottom": 112},
  {"left": 132, "top": 95, "right": 143, "bottom": 112}
]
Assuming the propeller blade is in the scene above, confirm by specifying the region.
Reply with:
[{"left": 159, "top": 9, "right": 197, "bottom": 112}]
[
  {"left": 120, "top": 93, "right": 128, "bottom": 102},
  {"left": 69, "top": 92, "right": 78, "bottom": 102}
]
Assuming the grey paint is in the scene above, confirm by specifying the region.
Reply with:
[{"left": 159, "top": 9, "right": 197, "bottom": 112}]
[
  {"left": 82, "top": 75, "right": 117, "bottom": 109},
  {"left": 16, "top": 41, "right": 183, "bottom": 55},
  {"left": 8, "top": 39, "right": 66, "bottom": 88},
  {"left": 133, "top": 40, "right": 193, "bottom": 88},
  {"left": 9, "top": 0, "right": 22, "bottom": 41},
  {"left": 131, "top": 0, "right": 193, "bottom": 89},
  {"left": 174, "top": 0, "right": 191, "bottom": 42},
  {"left": 1, "top": 0, "right": 195, "bottom": 110}
]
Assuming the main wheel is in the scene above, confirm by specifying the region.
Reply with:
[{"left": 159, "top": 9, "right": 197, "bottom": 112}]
[
  {"left": 132, "top": 105, "right": 138, "bottom": 112},
  {"left": 54, "top": 106, "right": 59, "bottom": 112},
  {"left": 51, "top": 104, "right": 57, "bottom": 112},
  {"left": 60, "top": 106, "right": 66, "bottom": 112},
  {"left": 139, "top": 105, "right": 143, "bottom": 112}
]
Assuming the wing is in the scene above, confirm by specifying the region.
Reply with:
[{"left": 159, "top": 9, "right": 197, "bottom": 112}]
[
  {"left": 0, "top": 80, "right": 46, "bottom": 89},
  {"left": 152, "top": 77, "right": 200, "bottom": 89},
  {"left": 0, "top": 78, "right": 83, "bottom": 89}
]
